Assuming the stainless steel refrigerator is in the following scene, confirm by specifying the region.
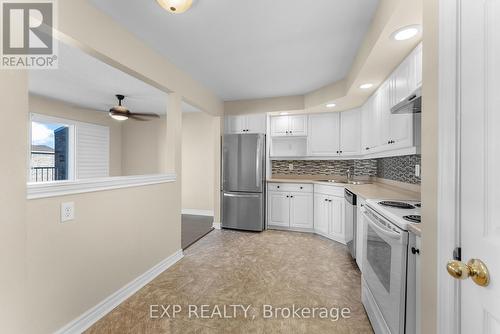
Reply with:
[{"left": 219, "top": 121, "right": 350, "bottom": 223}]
[{"left": 222, "top": 134, "right": 266, "bottom": 231}]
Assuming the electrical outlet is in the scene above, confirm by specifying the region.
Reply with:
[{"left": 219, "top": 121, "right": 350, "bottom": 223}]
[
  {"left": 61, "top": 202, "right": 75, "bottom": 223},
  {"left": 415, "top": 164, "right": 421, "bottom": 177},
  {"left": 288, "top": 163, "right": 294, "bottom": 171}
]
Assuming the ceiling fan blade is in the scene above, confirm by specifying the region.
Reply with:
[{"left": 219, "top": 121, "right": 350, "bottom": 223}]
[
  {"left": 128, "top": 112, "right": 160, "bottom": 118},
  {"left": 127, "top": 115, "right": 149, "bottom": 121}
]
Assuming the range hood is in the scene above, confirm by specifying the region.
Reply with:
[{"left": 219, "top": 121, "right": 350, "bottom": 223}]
[{"left": 391, "top": 88, "right": 422, "bottom": 114}]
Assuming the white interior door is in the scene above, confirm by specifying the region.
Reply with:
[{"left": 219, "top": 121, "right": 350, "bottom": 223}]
[{"left": 457, "top": 0, "right": 500, "bottom": 332}]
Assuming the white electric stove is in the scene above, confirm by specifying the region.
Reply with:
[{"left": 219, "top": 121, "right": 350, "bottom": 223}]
[{"left": 361, "top": 199, "right": 421, "bottom": 334}]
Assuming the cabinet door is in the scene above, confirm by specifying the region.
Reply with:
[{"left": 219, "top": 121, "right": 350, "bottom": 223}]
[
  {"left": 308, "top": 113, "right": 340, "bottom": 156},
  {"left": 289, "top": 192, "right": 313, "bottom": 229},
  {"left": 246, "top": 114, "right": 267, "bottom": 134},
  {"left": 267, "top": 191, "right": 290, "bottom": 227},
  {"left": 378, "top": 80, "right": 392, "bottom": 147},
  {"left": 361, "top": 98, "right": 373, "bottom": 153},
  {"left": 389, "top": 113, "right": 413, "bottom": 149},
  {"left": 288, "top": 115, "right": 308, "bottom": 136},
  {"left": 271, "top": 116, "right": 289, "bottom": 136},
  {"left": 392, "top": 58, "right": 411, "bottom": 105},
  {"left": 409, "top": 43, "right": 423, "bottom": 91},
  {"left": 340, "top": 108, "right": 361, "bottom": 156},
  {"left": 313, "top": 193, "right": 330, "bottom": 236},
  {"left": 329, "top": 196, "right": 345, "bottom": 243},
  {"left": 225, "top": 115, "right": 246, "bottom": 134}
]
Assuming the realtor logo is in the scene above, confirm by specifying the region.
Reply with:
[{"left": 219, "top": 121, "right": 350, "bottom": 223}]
[{"left": 1, "top": 0, "right": 58, "bottom": 68}]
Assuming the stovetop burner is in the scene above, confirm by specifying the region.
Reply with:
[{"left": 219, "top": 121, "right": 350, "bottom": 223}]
[
  {"left": 379, "top": 201, "right": 415, "bottom": 209},
  {"left": 403, "top": 215, "right": 421, "bottom": 223}
]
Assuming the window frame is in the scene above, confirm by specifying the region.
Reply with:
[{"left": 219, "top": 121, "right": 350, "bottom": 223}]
[{"left": 29, "top": 113, "right": 76, "bottom": 183}]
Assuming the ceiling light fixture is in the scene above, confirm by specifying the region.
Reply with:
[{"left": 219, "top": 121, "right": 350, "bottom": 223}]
[
  {"left": 359, "top": 83, "right": 373, "bottom": 89},
  {"left": 110, "top": 113, "right": 129, "bottom": 121},
  {"left": 391, "top": 25, "right": 421, "bottom": 41},
  {"left": 156, "top": 0, "right": 193, "bottom": 14},
  {"left": 326, "top": 103, "right": 336, "bottom": 108}
]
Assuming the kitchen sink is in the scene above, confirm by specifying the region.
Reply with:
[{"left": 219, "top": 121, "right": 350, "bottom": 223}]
[{"left": 317, "top": 179, "right": 371, "bottom": 185}]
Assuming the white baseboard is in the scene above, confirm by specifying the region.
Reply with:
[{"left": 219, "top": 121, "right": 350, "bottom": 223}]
[
  {"left": 181, "top": 209, "right": 214, "bottom": 217},
  {"left": 213, "top": 222, "right": 221, "bottom": 229},
  {"left": 55, "top": 250, "right": 184, "bottom": 334}
]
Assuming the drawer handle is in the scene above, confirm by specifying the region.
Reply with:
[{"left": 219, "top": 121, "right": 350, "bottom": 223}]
[{"left": 300, "top": 186, "right": 303, "bottom": 189}]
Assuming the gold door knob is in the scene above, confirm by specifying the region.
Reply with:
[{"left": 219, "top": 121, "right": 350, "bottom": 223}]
[{"left": 446, "top": 259, "right": 490, "bottom": 287}]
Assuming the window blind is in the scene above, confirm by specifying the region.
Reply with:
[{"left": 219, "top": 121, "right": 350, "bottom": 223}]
[{"left": 75, "top": 122, "right": 110, "bottom": 179}]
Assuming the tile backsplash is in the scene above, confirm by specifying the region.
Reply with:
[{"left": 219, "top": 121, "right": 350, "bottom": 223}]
[
  {"left": 377, "top": 154, "right": 421, "bottom": 184},
  {"left": 272, "top": 154, "right": 421, "bottom": 184}
]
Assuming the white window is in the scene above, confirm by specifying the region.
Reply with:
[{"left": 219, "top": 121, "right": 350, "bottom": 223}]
[{"left": 29, "top": 114, "right": 109, "bottom": 183}]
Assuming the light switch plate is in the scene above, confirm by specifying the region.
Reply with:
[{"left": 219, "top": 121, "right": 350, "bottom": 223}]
[
  {"left": 415, "top": 164, "right": 421, "bottom": 177},
  {"left": 288, "top": 163, "right": 294, "bottom": 171},
  {"left": 61, "top": 202, "right": 75, "bottom": 223}
]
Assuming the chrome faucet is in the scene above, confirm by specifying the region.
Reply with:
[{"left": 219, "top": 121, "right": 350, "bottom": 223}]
[{"left": 347, "top": 168, "right": 352, "bottom": 182}]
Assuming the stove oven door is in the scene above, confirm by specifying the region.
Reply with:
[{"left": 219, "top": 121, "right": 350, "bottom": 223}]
[{"left": 362, "top": 205, "right": 409, "bottom": 334}]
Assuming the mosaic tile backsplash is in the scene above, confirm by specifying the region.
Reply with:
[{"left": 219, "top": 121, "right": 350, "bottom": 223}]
[
  {"left": 377, "top": 154, "right": 421, "bottom": 184},
  {"left": 272, "top": 155, "right": 421, "bottom": 184}
]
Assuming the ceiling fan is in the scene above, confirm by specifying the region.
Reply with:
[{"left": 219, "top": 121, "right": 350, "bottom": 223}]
[{"left": 108, "top": 94, "right": 160, "bottom": 121}]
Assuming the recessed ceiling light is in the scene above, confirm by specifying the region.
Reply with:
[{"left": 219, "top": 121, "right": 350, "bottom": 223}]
[
  {"left": 359, "top": 83, "right": 373, "bottom": 89},
  {"left": 391, "top": 25, "right": 421, "bottom": 41},
  {"left": 156, "top": 0, "right": 193, "bottom": 14},
  {"left": 280, "top": 112, "right": 290, "bottom": 115},
  {"left": 326, "top": 103, "right": 336, "bottom": 108}
]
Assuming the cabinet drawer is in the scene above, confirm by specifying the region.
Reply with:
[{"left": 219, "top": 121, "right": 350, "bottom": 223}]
[
  {"left": 268, "top": 183, "right": 313, "bottom": 193},
  {"left": 314, "top": 184, "right": 345, "bottom": 197}
]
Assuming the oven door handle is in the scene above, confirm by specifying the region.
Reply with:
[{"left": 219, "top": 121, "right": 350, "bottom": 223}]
[{"left": 363, "top": 211, "right": 402, "bottom": 240}]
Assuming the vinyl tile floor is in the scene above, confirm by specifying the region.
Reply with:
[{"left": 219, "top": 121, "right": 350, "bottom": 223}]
[{"left": 85, "top": 229, "right": 373, "bottom": 334}]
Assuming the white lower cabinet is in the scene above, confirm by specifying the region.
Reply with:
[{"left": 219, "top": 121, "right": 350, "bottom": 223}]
[
  {"left": 268, "top": 191, "right": 290, "bottom": 227},
  {"left": 267, "top": 183, "right": 313, "bottom": 230},
  {"left": 267, "top": 183, "right": 346, "bottom": 244},
  {"left": 313, "top": 185, "right": 346, "bottom": 244}
]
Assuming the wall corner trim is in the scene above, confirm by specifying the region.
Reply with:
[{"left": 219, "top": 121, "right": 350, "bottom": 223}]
[
  {"left": 27, "top": 173, "right": 176, "bottom": 200},
  {"left": 54, "top": 249, "right": 184, "bottom": 334}
]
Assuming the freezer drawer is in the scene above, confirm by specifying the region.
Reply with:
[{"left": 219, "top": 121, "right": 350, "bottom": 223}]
[{"left": 222, "top": 192, "right": 264, "bottom": 231}]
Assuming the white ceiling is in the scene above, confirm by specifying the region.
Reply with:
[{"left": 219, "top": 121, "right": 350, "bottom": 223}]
[
  {"left": 29, "top": 42, "right": 201, "bottom": 114},
  {"left": 89, "top": 0, "right": 379, "bottom": 101}
]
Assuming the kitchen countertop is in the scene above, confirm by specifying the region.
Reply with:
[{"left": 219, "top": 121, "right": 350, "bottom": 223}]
[
  {"left": 267, "top": 177, "right": 422, "bottom": 235},
  {"left": 406, "top": 223, "right": 422, "bottom": 237},
  {"left": 267, "top": 178, "right": 420, "bottom": 201}
]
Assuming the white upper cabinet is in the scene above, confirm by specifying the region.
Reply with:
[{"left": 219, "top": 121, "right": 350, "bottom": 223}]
[
  {"left": 245, "top": 114, "right": 267, "bottom": 133},
  {"left": 225, "top": 113, "right": 266, "bottom": 134},
  {"left": 308, "top": 113, "right": 340, "bottom": 156},
  {"left": 271, "top": 115, "right": 307, "bottom": 137},
  {"left": 391, "top": 56, "right": 412, "bottom": 105},
  {"left": 340, "top": 108, "right": 361, "bottom": 156}
]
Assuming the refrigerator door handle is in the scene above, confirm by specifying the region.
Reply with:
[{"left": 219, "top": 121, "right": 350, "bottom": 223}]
[
  {"left": 223, "top": 193, "right": 261, "bottom": 198},
  {"left": 256, "top": 136, "right": 262, "bottom": 187}
]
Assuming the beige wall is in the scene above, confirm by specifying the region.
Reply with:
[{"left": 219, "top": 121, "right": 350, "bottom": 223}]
[
  {"left": 0, "top": 0, "right": 225, "bottom": 332},
  {"left": 121, "top": 117, "right": 167, "bottom": 176},
  {"left": 29, "top": 94, "right": 123, "bottom": 176},
  {"left": 420, "top": 0, "right": 438, "bottom": 333},
  {"left": 0, "top": 72, "right": 28, "bottom": 334},
  {"left": 181, "top": 112, "right": 217, "bottom": 212}
]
